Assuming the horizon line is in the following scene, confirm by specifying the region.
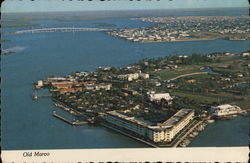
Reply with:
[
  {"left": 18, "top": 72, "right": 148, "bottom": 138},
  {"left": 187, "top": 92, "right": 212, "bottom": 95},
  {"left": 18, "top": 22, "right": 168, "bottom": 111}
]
[{"left": 2, "top": 6, "right": 248, "bottom": 14}]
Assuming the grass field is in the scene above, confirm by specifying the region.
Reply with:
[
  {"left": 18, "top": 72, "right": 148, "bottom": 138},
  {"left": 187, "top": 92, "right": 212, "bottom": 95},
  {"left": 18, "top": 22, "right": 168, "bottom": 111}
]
[{"left": 151, "top": 65, "right": 203, "bottom": 80}]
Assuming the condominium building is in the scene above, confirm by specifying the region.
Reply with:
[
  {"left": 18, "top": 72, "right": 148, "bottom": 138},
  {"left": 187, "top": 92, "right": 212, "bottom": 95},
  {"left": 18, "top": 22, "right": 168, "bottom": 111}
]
[{"left": 105, "top": 109, "right": 194, "bottom": 143}]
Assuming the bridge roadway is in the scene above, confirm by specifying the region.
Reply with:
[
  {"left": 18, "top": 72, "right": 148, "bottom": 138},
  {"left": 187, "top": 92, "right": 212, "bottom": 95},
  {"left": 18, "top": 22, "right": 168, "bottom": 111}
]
[{"left": 14, "top": 27, "right": 111, "bottom": 34}]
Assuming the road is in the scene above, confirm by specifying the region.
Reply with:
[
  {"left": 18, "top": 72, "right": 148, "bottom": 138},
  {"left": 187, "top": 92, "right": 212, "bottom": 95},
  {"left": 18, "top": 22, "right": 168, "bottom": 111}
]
[{"left": 168, "top": 72, "right": 208, "bottom": 81}]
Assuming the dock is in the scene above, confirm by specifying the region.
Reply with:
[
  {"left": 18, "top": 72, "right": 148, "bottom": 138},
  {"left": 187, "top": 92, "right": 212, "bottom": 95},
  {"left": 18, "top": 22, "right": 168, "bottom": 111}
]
[
  {"left": 53, "top": 100, "right": 96, "bottom": 124},
  {"left": 52, "top": 111, "right": 88, "bottom": 126},
  {"left": 172, "top": 121, "right": 203, "bottom": 147},
  {"left": 32, "top": 94, "right": 51, "bottom": 100}
]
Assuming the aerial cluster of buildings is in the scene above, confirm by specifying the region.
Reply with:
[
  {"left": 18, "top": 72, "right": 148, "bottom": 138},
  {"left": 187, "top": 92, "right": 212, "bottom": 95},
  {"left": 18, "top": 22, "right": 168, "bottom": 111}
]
[
  {"left": 117, "top": 72, "right": 149, "bottom": 81},
  {"left": 37, "top": 79, "right": 112, "bottom": 94},
  {"left": 107, "top": 16, "right": 250, "bottom": 42},
  {"left": 34, "top": 51, "right": 249, "bottom": 147},
  {"left": 105, "top": 109, "right": 195, "bottom": 143}
]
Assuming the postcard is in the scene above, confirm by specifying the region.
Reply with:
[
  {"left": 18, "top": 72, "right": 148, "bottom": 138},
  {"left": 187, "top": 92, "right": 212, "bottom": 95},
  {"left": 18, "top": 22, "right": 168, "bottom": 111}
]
[{"left": 1, "top": 0, "right": 249, "bottom": 162}]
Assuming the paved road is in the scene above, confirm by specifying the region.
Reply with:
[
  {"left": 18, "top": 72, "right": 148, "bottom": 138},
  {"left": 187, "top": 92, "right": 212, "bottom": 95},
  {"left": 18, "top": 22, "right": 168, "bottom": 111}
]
[{"left": 168, "top": 72, "right": 208, "bottom": 81}]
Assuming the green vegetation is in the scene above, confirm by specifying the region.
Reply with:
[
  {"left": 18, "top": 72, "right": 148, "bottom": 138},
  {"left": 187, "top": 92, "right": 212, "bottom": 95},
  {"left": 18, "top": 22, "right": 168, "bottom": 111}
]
[{"left": 39, "top": 52, "right": 250, "bottom": 124}]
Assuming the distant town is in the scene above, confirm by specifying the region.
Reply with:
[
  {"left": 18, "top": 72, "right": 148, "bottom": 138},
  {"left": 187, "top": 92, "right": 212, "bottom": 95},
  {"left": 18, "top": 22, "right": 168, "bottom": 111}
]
[
  {"left": 107, "top": 16, "right": 250, "bottom": 42},
  {"left": 33, "top": 51, "right": 249, "bottom": 147}
]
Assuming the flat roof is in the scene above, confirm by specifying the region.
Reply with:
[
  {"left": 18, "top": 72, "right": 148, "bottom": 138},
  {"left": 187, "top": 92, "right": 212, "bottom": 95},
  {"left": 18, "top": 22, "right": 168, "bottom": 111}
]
[
  {"left": 107, "top": 109, "right": 194, "bottom": 130},
  {"left": 162, "top": 109, "right": 193, "bottom": 127},
  {"left": 107, "top": 111, "right": 149, "bottom": 127}
]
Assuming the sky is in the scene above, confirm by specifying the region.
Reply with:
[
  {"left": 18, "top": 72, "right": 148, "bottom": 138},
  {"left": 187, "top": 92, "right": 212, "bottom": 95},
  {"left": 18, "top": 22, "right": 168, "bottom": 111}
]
[{"left": 1, "top": 0, "right": 249, "bottom": 13}]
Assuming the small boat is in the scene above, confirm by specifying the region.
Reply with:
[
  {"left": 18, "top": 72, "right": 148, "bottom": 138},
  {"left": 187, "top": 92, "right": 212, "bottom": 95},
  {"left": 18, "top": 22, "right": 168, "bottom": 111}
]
[
  {"left": 32, "top": 94, "right": 38, "bottom": 100},
  {"left": 207, "top": 119, "right": 215, "bottom": 123}
]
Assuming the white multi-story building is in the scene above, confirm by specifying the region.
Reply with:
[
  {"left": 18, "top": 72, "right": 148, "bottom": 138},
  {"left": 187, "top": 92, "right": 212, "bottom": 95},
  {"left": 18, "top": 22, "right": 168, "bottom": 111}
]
[
  {"left": 105, "top": 109, "right": 194, "bottom": 143},
  {"left": 147, "top": 92, "right": 173, "bottom": 102},
  {"left": 118, "top": 73, "right": 140, "bottom": 81},
  {"left": 210, "top": 104, "right": 242, "bottom": 117}
]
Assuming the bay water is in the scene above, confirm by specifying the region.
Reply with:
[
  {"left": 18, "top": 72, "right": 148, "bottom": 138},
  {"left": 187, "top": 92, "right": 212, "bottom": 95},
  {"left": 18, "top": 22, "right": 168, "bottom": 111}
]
[{"left": 2, "top": 8, "right": 249, "bottom": 150}]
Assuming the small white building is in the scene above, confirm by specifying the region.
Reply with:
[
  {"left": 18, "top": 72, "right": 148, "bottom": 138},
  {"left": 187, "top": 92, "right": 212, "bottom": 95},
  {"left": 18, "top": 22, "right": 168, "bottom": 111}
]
[
  {"left": 241, "top": 52, "right": 250, "bottom": 57},
  {"left": 139, "top": 73, "right": 150, "bottom": 79},
  {"left": 147, "top": 92, "right": 173, "bottom": 102},
  {"left": 210, "top": 104, "right": 241, "bottom": 117},
  {"left": 37, "top": 80, "right": 43, "bottom": 87}
]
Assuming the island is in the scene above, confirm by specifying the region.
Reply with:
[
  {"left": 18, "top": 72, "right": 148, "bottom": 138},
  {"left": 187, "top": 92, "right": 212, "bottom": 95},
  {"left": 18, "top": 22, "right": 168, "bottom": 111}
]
[{"left": 33, "top": 51, "right": 250, "bottom": 147}]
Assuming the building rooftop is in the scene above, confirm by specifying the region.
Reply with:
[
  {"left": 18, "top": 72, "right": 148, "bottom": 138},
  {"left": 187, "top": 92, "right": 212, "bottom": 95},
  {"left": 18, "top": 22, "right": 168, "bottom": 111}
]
[
  {"left": 213, "top": 104, "right": 241, "bottom": 110},
  {"left": 162, "top": 109, "right": 193, "bottom": 127},
  {"left": 107, "top": 111, "right": 149, "bottom": 127},
  {"left": 107, "top": 109, "right": 194, "bottom": 130}
]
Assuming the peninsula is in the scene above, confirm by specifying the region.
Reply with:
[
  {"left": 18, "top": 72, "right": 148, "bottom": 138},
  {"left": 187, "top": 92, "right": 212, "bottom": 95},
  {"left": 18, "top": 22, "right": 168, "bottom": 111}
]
[
  {"left": 34, "top": 51, "right": 249, "bottom": 147},
  {"left": 106, "top": 16, "right": 250, "bottom": 42}
]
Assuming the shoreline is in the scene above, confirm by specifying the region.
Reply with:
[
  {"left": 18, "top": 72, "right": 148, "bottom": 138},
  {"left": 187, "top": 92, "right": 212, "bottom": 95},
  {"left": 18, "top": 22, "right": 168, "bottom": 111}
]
[
  {"left": 33, "top": 51, "right": 250, "bottom": 148},
  {"left": 122, "top": 37, "right": 249, "bottom": 43}
]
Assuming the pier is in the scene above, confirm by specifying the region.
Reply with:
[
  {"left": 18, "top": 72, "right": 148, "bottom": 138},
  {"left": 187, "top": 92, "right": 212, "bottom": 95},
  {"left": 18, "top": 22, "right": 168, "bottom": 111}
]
[
  {"left": 52, "top": 111, "right": 88, "bottom": 126},
  {"left": 172, "top": 121, "right": 203, "bottom": 147},
  {"left": 32, "top": 94, "right": 51, "bottom": 100},
  {"left": 53, "top": 99, "right": 95, "bottom": 124}
]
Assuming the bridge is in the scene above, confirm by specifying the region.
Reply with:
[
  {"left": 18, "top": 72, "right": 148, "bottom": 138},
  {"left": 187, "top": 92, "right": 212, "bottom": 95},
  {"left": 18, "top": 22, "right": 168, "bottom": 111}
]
[{"left": 14, "top": 27, "right": 111, "bottom": 34}]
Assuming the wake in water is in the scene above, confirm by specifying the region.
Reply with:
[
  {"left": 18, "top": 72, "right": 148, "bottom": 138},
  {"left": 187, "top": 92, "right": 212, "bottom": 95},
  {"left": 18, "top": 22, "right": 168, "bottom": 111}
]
[{"left": 2, "top": 46, "right": 26, "bottom": 55}]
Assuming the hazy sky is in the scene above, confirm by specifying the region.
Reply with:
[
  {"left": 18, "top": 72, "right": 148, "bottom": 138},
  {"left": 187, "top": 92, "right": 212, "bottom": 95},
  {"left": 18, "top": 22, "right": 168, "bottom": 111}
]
[{"left": 1, "top": 0, "right": 249, "bottom": 13}]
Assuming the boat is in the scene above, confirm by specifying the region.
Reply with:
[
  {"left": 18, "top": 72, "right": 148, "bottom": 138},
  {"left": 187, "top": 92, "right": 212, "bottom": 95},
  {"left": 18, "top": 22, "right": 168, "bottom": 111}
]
[
  {"left": 32, "top": 94, "right": 38, "bottom": 100},
  {"left": 207, "top": 119, "right": 215, "bottom": 123}
]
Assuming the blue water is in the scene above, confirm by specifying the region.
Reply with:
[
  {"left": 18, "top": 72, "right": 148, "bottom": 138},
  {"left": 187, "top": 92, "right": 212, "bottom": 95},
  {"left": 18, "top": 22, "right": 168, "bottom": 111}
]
[
  {"left": 190, "top": 116, "right": 249, "bottom": 147},
  {"left": 1, "top": 8, "right": 249, "bottom": 150}
]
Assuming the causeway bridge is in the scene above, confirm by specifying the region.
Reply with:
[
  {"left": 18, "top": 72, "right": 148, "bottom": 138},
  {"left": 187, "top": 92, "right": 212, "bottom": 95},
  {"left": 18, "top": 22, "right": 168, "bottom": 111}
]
[{"left": 14, "top": 27, "right": 111, "bottom": 34}]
